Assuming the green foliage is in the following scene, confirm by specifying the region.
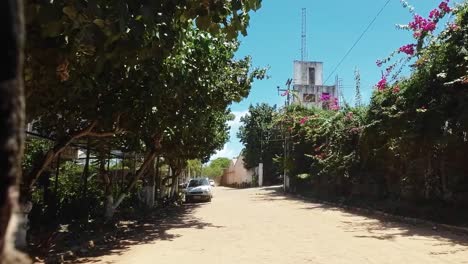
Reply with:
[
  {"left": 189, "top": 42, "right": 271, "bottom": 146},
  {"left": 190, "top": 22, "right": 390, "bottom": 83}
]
[
  {"left": 23, "top": 0, "right": 266, "bottom": 222},
  {"left": 238, "top": 103, "right": 283, "bottom": 184},
  {"left": 187, "top": 159, "right": 203, "bottom": 177},
  {"left": 273, "top": 3, "right": 468, "bottom": 202},
  {"left": 23, "top": 137, "right": 52, "bottom": 174},
  {"left": 202, "top": 157, "right": 231, "bottom": 178}
]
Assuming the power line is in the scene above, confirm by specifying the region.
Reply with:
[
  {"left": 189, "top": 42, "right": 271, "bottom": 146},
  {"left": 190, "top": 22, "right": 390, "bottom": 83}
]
[{"left": 324, "top": 0, "right": 391, "bottom": 84}]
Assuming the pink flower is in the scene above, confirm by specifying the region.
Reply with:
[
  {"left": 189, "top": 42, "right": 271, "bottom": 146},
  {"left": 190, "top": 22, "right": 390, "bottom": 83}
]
[
  {"left": 439, "top": 1, "right": 451, "bottom": 13},
  {"left": 376, "top": 77, "right": 387, "bottom": 91},
  {"left": 398, "top": 44, "right": 416, "bottom": 56},
  {"left": 345, "top": 112, "right": 354, "bottom": 121},
  {"left": 449, "top": 23, "right": 460, "bottom": 31},
  {"left": 422, "top": 21, "right": 436, "bottom": 32},
  {"left": 408, "top": 14, "right": 437, "bottom": 37},
  {"left": 409, "top": 15, "right": 425, "bottom": 30},
  {"left": 393, "top": 85, "right": 400, "bottom": 93},
  {"left": 376, "top": 60, "right": 383, "bottom": 67},
  {"left": 299, "top": 117, "right": 308, "bottom": 125},
  {"left": 429, "top": 9, "right": 441, "bottom": 19},
  {"left": 319, "top": 93, "right": 331, "bottom": 102},
  {"left": 281, "top": 90, "right": 289, "bottom": 97},
  {"left": 330, "top": 98, "right": 340, "bottom": 111}
]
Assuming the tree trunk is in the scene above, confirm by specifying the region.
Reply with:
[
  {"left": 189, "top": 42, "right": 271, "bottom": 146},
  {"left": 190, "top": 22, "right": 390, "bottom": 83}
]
[
  {"left": 104, "top": 195, "right": 115, "bottom": 220},
  {"left": 80, "top": 138, "right": 91, "bottom": 222},
  {"left": 155, "top": 156, "right": 161, "bottom": 201},
  {"left": 24, "top": 122, "right": 97, "bottom": 192},
  {"left": 105, "top": 149, "right": 157, "bottom": 221},
  {"left": 142, "top": 159, "right": 155, "bottom": 208},
  {"left": 0, "top": 0, "right": 30, "bottom": 262},
  {"left": 99, "top": 152, "right": 114, "bottom": 219}
]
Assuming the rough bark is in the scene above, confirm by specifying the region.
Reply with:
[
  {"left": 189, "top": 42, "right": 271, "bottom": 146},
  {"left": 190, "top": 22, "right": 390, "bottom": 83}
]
[{"left": 0, "top": 0, "right": 30, "bottom": 262}]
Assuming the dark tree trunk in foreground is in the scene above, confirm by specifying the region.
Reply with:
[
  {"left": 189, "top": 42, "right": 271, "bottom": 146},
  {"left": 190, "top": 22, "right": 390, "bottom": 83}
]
[{"left": 0, "top": 0, "right": 30, "bottom": 263}]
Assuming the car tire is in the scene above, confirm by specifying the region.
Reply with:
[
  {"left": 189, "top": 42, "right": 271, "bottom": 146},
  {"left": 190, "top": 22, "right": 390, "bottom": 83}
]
[{"left": 186, "top": 197, "right": 192, "bottom": 203}]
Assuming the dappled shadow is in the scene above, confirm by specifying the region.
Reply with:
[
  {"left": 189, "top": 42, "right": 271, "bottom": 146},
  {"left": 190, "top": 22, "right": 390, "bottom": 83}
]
[
  {"left": 254, "top": 185, "right": 468, "bottom": 254},
  {"left": 35, "top": 203, "right": 224, "bottom": 263}
]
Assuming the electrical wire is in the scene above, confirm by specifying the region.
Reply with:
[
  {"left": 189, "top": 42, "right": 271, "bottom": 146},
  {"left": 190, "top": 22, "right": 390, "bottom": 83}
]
[{"left": 324, "top": 0, "right": 392, "bottom": 84}]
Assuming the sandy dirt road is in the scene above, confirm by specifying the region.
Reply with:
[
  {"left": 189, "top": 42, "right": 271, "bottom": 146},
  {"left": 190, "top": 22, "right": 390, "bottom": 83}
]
[{"left": 83, "top": 186, "right": 468, "bottom": 264}]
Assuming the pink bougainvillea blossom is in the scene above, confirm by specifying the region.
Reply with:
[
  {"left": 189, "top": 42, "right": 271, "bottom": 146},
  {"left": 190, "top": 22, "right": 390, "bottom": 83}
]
[
  {"left": 320, "top": 94, "right": 339, "bottom": 111},
  {"left": 319, "top": 93, "right": 331, "bottom": 102},
  {"left": 299, "top": 116, "right": 308, "bottom": 125},
  {"left": 399, "top": 44, "right": 416, "bottom": 56},
  {"left": 281, "top": 90, "right": 289, "bottom": 97},
  {"left": 330, "top": 98, "right": 340, "bottom": 111},
  {"left": 429, "top": 8, "right": 441, "bottom": 19},
  {"left": 376, "top": 77, "right": 387, "bottom": 91},
  {"left": 439, "top": 0, "right": 451, "bottom": 13},
  {"left": 393, "top": 85, "right": 401, "bottom": 93},
  {"left": 408, "top": 14, "right": 437, "bottom": 37},
  {"left": 449, "top": 23, "right": 460, "bottom": 31},
  {"left": 423, "top": 21, "right": 437, "bottom": 32}
]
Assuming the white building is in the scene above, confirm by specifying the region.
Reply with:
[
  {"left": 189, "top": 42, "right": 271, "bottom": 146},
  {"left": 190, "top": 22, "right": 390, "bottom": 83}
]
[{"left": 292, "top": 61, "right": 338, "bottom": 109}]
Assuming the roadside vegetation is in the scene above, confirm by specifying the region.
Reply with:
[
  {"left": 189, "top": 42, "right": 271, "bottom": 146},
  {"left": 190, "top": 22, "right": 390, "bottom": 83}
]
[
  {"left": 19, "top": 0, "right": 265, "bottom": 260},
  {"left": 240, "top": 1, "right": 468, "bottom": 225}
]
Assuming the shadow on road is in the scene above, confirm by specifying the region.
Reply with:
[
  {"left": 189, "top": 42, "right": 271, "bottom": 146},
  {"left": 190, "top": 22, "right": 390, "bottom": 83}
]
[
  {"left": 253, "top": 185, "right": 468, "bottom": 252},
  {"left": 41, "top": 203, "right": 223, "bottom": 263}
]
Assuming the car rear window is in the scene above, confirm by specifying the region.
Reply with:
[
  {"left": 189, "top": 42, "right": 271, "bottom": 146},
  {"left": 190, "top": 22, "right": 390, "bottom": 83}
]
[{"left": 188, "top": 179, "right": 209, "bottom": 187}]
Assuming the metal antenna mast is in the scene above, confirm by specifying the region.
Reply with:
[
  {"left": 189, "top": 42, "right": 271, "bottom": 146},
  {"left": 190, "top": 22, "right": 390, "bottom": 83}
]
[
  {"left": 354, "top": 67, "right": 362, "bottom": 107},
  {"left": 301, "top": 8, "right": 307, "bottom": 61}
]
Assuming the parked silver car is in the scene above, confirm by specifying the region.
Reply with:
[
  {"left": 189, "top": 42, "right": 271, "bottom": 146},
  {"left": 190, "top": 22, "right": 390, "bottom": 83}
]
[{"left": 185, "top": 178, "right": 213, "bottom": 203}]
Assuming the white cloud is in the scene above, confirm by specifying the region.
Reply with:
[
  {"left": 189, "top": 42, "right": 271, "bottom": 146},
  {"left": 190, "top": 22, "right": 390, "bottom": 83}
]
[
  {"left": 210, "top": 145, "right": 236, "bottom": 161},
  {"left": 227, "top": 110, "right": 249, "bottom": 131}
]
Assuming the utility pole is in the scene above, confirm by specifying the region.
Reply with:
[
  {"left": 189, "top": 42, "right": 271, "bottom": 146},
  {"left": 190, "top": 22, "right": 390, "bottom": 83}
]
[{"left": 278, "top": 78, "right": 292, "bottom": 192}]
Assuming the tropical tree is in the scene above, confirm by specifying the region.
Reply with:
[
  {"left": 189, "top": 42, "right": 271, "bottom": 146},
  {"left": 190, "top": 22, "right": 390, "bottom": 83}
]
[
  {"left": 203, "top": 158, "right": 231, "bottom": 179},
  {"left": 238, "top": 103, "right": 283, "bottom": 185}
]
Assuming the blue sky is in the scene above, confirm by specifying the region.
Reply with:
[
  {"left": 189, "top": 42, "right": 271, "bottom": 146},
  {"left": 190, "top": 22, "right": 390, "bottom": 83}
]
[{"left": 211, "top": 0, "right": 459, "bottom": 161}]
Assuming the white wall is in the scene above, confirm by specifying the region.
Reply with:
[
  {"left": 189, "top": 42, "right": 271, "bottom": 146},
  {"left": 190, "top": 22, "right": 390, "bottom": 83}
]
[{"left": 223, "top": 156, "right": 254, "bottom": 185}]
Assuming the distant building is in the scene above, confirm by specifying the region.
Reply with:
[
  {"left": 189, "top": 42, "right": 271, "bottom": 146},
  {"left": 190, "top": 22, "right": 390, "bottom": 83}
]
[
  {"left": 221, "top": 156, "right": 255, "bottom": 187},
  {"left": 292, "top": 61, "right": 339, "bottom": 109}
]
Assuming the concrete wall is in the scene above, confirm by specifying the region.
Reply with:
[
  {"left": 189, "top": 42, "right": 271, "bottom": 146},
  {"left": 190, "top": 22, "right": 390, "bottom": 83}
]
[
  {"left": 292, "top": 60, "right": 338, "bottom": 109},
  {"left": 293, "top": 61, "right": 323, "bottom": 86},
  {"left": 222, "top": 156, "right": 254, "bottom": 186}
]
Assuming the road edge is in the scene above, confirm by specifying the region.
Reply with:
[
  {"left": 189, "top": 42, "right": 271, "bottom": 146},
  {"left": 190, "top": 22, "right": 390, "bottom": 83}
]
[{"left": 288, "top": 192, "right": 468, "bottom": 236}]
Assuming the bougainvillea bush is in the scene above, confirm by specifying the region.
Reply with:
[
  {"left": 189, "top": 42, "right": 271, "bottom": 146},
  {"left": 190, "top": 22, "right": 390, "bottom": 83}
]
[{"left": 278, "top": 1, "right": 468, "bottom": 203}]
